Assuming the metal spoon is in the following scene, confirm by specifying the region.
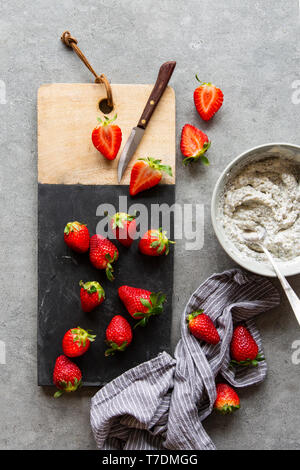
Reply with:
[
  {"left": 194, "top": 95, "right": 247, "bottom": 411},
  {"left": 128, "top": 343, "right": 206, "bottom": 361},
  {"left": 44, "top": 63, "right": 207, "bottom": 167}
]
[{"left": 243, "top": 227, "right": 300, "bottom": 325}]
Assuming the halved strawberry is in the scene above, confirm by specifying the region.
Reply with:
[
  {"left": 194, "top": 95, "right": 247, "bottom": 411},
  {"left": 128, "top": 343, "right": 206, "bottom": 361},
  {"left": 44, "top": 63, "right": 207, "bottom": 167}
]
[
  {"left": 194, "top": 76, "right": 224, "bottom": 121},
  {"left": 129, "top": 157, "right": 173, "bottom": 196},
  {"left": 92, "top": 114, "right": 122, "bottom": 160},
  {"left": 180, "top": 124, "right": 210, "bottom": 166}
]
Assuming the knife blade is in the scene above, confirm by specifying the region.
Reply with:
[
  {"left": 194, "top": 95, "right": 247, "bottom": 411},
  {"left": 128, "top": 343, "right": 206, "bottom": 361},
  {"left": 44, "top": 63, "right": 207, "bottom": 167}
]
[{"left": 117, "top": 61, "right": 176, "bottom": 183}]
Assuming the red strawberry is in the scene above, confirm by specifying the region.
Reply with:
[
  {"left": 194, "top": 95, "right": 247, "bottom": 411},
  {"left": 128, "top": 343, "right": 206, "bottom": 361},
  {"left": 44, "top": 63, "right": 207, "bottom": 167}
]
[
  {"left": 139, "top": 228, "right": 174, "bottom": 256},
  {"left": 105, "top": 315, "right": 133, "bottom": 356},
  {"left": 118, "top": 285, "right": 166, "bottom": 327},
  {"left": 187, "top": 310, "right": 220, "bottom": 345},
  {"left": 62, "top": 327, "right": 96, "bottom": 358},
  {"left": 64, "top": 221, "right": 90, "bottom": 253},
  {"left": 110, "top": 212, "right": 136, "bottom": 247},
  {"left": 230, "top": 325, "right": 264, "bottom": 366},
  {"left": 214, "top": 383, "right": 240, "bottom": 414},
  {"left": 91, "top": 114, "right": 122, "bottom": 160},
  {"left": 129, "top": 157, "right": 173, "bottom": 196},
  {"left": 79, "top": 280, "right": 105, "bottom": 312},
  {"left": 193, "top": 76, "right": 224, "bottom": 121},
  {"left": 89, "top": 234, "right": 119, "bottom": 281},
  {"left": 180, "top": 124, "right": 210, "bottom": 166},
  {"left": 53, "top": 355, "right": 82, "bottom": 398}
]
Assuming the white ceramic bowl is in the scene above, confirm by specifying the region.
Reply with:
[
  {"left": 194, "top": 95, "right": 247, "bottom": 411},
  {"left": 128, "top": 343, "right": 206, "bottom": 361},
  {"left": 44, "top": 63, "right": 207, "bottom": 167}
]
[{"left": 211, "top": 143, "right": 300, "bottom": 277}]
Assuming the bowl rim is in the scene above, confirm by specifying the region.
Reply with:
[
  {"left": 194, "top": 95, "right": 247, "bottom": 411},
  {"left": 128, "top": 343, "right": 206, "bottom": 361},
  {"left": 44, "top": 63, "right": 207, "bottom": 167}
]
[{"left": 211, "top": 142, "right": 300, "bottom": 278}]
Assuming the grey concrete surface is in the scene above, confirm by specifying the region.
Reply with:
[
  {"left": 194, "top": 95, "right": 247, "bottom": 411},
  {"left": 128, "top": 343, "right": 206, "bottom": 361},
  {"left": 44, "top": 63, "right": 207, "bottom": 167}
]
[{"left": 0, "top": 0, "right": 299, "bottom": 450}]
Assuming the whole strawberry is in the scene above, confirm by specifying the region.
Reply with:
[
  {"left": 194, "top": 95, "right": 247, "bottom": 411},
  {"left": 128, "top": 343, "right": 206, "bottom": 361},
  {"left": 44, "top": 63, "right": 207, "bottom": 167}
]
[
  {"left": 130, "top": 157, "right": 173, "bottom": 196},
  {"left": 79, "top": 280, "right": 105, "bottom": 312},
  {"left": 105, "top": 315, "right": 133, "bottom": 356},
  {"left": 139, "top": 228, "right": 175, "bottom": 256},
  {"left": 53, "top": 355, "right": 82, "bottom": 398},
  {"left": 187, "top": 310, "right": 220, "bottom": 345},
  {"left": 214, "top": 383, "right": 240, "bottom": 414},
  {"left": 62, "top": 327, "right": 96, "bottom": 357},
  {"left": 64, "top": 221, "right": 90, "bottom": 253},
  {"left": 92, "top": 114, "right": 122, "bottom": 160},
  {"left": 110, "top": 212, "right": 136, "bottom": 247},
  {"left": 193, "top": 76, "right": 224, "bottom": 121},
  {"left": 180, "top": 124, "right": 210, "bottom": 165},
  {"left": 118, "top": 285, "right": 166, "bottom": 327},
  {"left": 230, "top": 325, "right": 264, "bottom": 366},
  {"left": 89, "top": 234, "right": 119, "bottom": 281}
]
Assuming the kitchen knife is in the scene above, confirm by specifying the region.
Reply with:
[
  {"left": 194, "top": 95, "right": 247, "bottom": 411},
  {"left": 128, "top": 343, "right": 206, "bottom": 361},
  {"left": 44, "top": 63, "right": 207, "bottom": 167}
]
[{"left": 117, "top": 61, "right": 176, "bottom": 183}]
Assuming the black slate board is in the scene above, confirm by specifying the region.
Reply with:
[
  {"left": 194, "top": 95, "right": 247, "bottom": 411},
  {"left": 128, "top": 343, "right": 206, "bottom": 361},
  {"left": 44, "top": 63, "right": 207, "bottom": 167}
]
[{"left": 38, "top": 184, "right": 175, "bottom": 386}]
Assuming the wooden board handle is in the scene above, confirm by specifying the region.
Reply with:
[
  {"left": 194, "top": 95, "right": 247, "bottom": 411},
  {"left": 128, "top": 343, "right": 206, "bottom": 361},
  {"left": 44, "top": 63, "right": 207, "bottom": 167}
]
[{"left": 137, "top": 61, "right": 176, "bottom": 129}]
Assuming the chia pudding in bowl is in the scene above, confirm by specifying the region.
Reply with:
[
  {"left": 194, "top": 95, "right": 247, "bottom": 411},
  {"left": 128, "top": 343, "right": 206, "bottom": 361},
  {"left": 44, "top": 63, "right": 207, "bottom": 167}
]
[{"left": 211, "top": 143, "right": 300, "bottom": 277}]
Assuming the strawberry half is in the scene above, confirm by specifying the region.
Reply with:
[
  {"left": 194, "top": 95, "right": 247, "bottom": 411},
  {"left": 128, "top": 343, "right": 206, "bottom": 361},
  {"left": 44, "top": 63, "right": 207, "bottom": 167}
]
[
  {"left": 193, "top": 76, "right": 224, "bottom": 121},
  {"left": 139, "top": 228, "right": 175, "bottom": 256},
  {"left": 64, "top": 221, "right": 90, "bottom": 253},
  {"left": 53, "top": 355, "right": 82, "bottom": 398},
  {"left": 89, "top": 234, "right": 119, "bottom": 281},
  {"left": 187, "top": 310, "right": 220, "bottom": 345},
  {"left": 105, "top": 315, "right": 133, "bottom": 356},
  {"left": 118, "top": 285, "right": 166, "bottom": 327},
  {"left": 180, "top": 124, "right": 210, "bottom": 166},
  {"left": 230, "top": 325, "right": 265, "bottom": 367},
  {"left": 129, "top": 157, "right": 173, "bottom": 196},
  {"left": 92, "top": 114, "right": 122, "bottom": 160},
  {"left": 214, "top": 383, "right": 240, "bottom": 414},
  {"left": 79, "top": 280, "right": 105, "bottom": 312},
  {"left": 110, "top": 212, "right": 137, "bottom": 247},
  {"left": 62, "top": 327, "right": 96, "bottom": 358}
]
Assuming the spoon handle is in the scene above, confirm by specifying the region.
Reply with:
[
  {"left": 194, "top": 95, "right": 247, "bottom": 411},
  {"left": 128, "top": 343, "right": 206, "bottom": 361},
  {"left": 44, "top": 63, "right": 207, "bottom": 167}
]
[{"left": 262, "top": 245, "right": 300, "bottom": 326}]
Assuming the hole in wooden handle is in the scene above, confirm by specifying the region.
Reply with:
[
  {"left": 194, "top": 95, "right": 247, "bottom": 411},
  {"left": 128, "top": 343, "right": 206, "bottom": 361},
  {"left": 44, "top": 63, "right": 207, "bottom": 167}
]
[{"left": 99, "top": 98, "right": 114, "bottom": 114}]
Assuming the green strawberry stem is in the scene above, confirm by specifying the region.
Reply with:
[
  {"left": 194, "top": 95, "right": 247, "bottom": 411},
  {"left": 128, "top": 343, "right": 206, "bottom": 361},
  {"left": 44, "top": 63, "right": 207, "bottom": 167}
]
[
  {"left": 64, "top": 221, "right": 84, "bottom": 235},
  {"left": 53, "top": 378, "right": 82, "bottom": 398},
  {"left": 79, "top": 280, "right": 105, "bottom": 301},
  {"left": 230, "top": 353, "right": 265, "bottom": 367},
  {"left": 97, "top": 114, "right": 117, "bottom": 126},
  {"left": 105, "top": 341, "right": 128, "bottom": 356},
  {"left": 187, "top": 310, "right": 204, "bottom": 322},
  {"left": 133, "top": 292, "right": 166, "bottom": 327},
  {"left": 150, "top": 228, "right": 175, "bottom": 256},
  {"left": 138, "top": 157, "right": 173, "bottom": 177},
  {"left": 71, "top": 327, "right": 96, "bottom": 347},
  {"left": 195, "top": 75, "right": 212, "bottom": 86},
  {"left": 182, "top": 142, "right": 211, "bottom": 166},
  {"left": 111, "top": 212, "right": 136, "bottom": 229},
  {"left": 105, "top": 251, "right": 118, "bottom": 282},
  {"left": 217, "top": 404, "right": 240, "bottom": 415}
]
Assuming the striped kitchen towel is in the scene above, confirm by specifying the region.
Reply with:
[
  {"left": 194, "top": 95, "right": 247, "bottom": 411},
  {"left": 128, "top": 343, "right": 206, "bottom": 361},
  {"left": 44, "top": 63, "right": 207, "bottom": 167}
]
[{"left": 90, "top": 269, "right": 280, "bottom": 450}]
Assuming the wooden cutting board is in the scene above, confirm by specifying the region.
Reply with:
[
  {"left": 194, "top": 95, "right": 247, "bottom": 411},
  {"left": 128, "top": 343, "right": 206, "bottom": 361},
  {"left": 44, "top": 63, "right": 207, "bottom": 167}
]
[
  {"left": 37, "top": 83, "right": 176, "bottom": 386},
  {"left": 38, "top": 83, "right": 175, "bottom": 185}
]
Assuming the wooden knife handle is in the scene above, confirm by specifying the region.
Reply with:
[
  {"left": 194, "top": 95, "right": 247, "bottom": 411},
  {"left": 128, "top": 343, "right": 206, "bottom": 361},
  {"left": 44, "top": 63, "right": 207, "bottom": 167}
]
[{"left": 137, "top": 61, "right": 176, "bottom": 129}]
